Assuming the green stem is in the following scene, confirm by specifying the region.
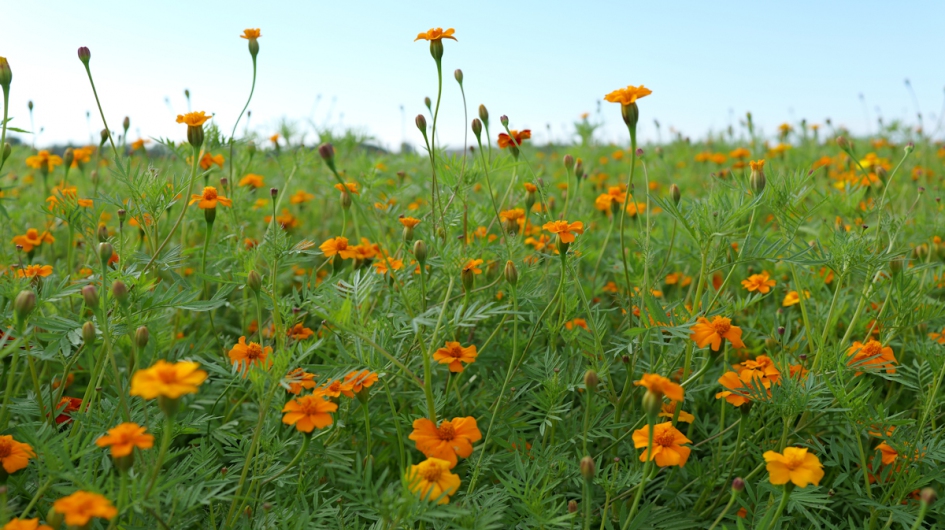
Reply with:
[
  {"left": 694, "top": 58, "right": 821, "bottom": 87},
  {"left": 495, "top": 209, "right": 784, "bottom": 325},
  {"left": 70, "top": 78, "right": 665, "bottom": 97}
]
[
  {"left": 623, "top": 419, "right": 654, "bottom": 529},
  {"left": 759, "top": 485, "right": 792, "bottom": 530},
  {"left": 229, "top": 57, "right": 257, "bottom": 183}
]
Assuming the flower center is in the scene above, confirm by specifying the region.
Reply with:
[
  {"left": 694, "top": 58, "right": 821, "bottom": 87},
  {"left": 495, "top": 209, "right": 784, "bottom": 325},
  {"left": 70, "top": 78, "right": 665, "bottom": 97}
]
[
  {"left": 420, "top": 462, "right": 443, "bottom": 481},
  {"left": 246, "top": 343, "right": 264, "bottom": 360},
  {"left": 158, "top": 368, "right": 179, "bottom": 384},
  {"left": 202, "top": 187, "right": 218, "bottom": 200},
  {"left": 437, "top": 422, "right": 456, "bottom": 441},
  {"left": 860, "top": 341, "right": 881, "bottom": 357},
  {"left": 711, "top": 320, "right": 731, "bottom": 335},
  {"left": 654, "top": 432, "right": 676, "bottom": 447}
]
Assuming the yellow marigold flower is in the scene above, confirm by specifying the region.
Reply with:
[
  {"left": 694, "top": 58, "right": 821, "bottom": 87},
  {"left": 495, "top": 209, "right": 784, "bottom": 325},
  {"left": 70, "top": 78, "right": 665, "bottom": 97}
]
[
  {"left": 414, "top": 28, "right": 457, "bottom": 42},
  {"left": 499, "top": 208, "right": 526, "bottom": 222},
  {"left": 12, "top": 228, "right": 54, "bottom": 253},
  {"left": 0, "top": 435, "right": 34, "bottom": 474},
  {"left": 689, "top": 315, "right": 745, "bottom": 351},
  {"left": 227, "top": 336, "right": 272, "bottom": 375},
  {"left": 632, "top": 422, "right": 692, "bottom": 467},
  {"left": 176, "top": 111, "right": 211, "bottom": 127},
  {"left": 782, "top": 290, "right": 810, "bottom": 307},
  {"left": 71, "top": 147, "right": 94, "bottom": 167},
  {"left": 407, "top": 457, "right": 461, "bottom": 504},
  {"left": 25, "top": 150, "right": 63, "bottom": 172},
  {"left": 95, "top": 422, "right": 154, "bottom": 458},
  {"left": 373, "top": 255, "right": 404, "bottom": 275},
  {"left": 763, "top": 447, "right": 824, "bottom": 487},
  {"left": 130, "top": 360, "right": 207, "bottom": 400},
  {"left": 462, "top": 259, "right": 484, "bottom": 275},
  {"left": 432, "top": 341, "right": 478, "bottom": 373},
  {"left": 543, "top": 220, "right": 584, "bottom": 243},
  {"left": 847, "top": 339, "right": 897, "bottom": 376},
  {"left": 17, "top": 264, "right": 53, "bottom": 279},
  {"left": 77, "top": 199, "right": 93, "bottom": 208},
  {"left": 2, "top": 518, "right": 53, "bottom": 530},
  {"left": 334, "top": 182, "right": 359, "bottom": 195},
  {"left": 604, "top": 85, "right": 652, "bottom": 105},
  {"left": 282, "top": 391, "right": 337, "bottom": 433},
  {"left": 749, "top": 159, "right": 765, "bottom": 171},
  {"left": 239, "top": 173, "right": 264, "bottom": 188},
  {"left": 399, "top": 216, "right": 421, "bottom": 228},
  {"left": 634, "top": 373, "right": 684, "bottom": 402},
  {"left": 320, "top": 236, "right": 355, "bottom": 259},
  {"left": 51, "top": 491, "right": 117, "bottom": 527},
  {"left": 741, "top": 271, "right": 776, "bottom": 293},
  {"left": 199, "top": 153, "right": 224, "bottom": 170},
  {"left": 289, "top": 190, "right": 315, "bottom": 204},
  {"left": 658, "top": 402, "right": 694, "bottom": 423},
  {"left": 241, "top": 28, "right": 261, "bottom": 40},
  {"left": 189, "top": 186, "right": 232, "bottom": 209},
  {"left": 285, "top": 368, "right": 316, "bottom": 395},
  {"left": 729, "top": 147, "right": 751, "bottom": 159},
  {"left": 409, "top": 417, "right": 481, "bottom": 469}
]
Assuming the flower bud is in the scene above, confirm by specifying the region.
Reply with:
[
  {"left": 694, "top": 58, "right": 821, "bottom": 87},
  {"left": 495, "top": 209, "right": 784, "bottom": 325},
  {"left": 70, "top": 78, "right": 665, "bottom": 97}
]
[
  {"left": 921, "top": 487, "right": 936, "bottom": 505},
  {"left": 642, "top": 390, "right": 662, "bottom": 421},
  {"left": 579, "top": 456, "right": 595, "bottom": 480},
  {"left": 424, "top": 97, "right": 432, "bottom": 111},
  {"left": 836, "top": 136, "right": 850, "bottom": 152},
  {"left": 500, "top": 115, "right": 509, "bottom": 127},
  {"left": 568, "top": 500, "right": 578, "bottom": 513},
  {"left": 318, "top": 143, "right": 335, "bottom": 171},
  {"left": 583, "top": 370, "right": 599, "bottom": 391},
  {"left": 77, "top": 46, "right": 91, "bottom": 65},
  {"left": 247, "top": 270, "right": 262, "bottom": 294},
  {"left": 453, "top": 69, "right": 463, "bottom": 84},
  {"left": 97, "top": 224, "right": 109, "bottom": 242},
  {"left": 340, "top": 190, "right": 352, "bottom": 210},
  {"left": 764, "top": 338, "right": 778, "bottom": 350},
  {"left": 670, "top": 183, "right": 681, "bottom": 205},
  {"left": 14, "top": 290, "right": 36, "bottom": 326},
  {"left": 0, "top": 57, "right": 11, "bottom": 89},
  {"left": 100, "top": 128, "right": 110, "bottom": 146},
  {"left": 413, "top": 240, "right": 427, "bottom": 265},
  {"left": 122, "top": 116, "right": 130, "bottom": 134},
  {"left": 63, "top": 148, "right": 75, "bottom": 168},
  {"left": 135, "top": 326, "right": 150, "bottom": 349},
  {"left": 247, "top": 140, "right": 257, "bottom": 155},
  {"left": 621, "top": 102, "right": 640, "bottom": 129},
  {"left": 471, "top": 118, "right": 482, "bottom": 141},
  {"left": 98, "top": 242, "right": 113, "bottom": 264},
  {"left": 563, "top": 154, "right": 575, "bottom": 172},
  {"left": 2, "top": 143, "right": 10, "bottom": 163},
  {"left": 504, "top": 260, "right": 518, "bottom": 286},
  {"left": 187, "top": 123, "right": 204, "bottom": 148},
  {"left": 82, "top": 285, "right": 99, "bottom": 309},
  {"left": 905, "top": 142, "right": 915, "bottom": 155},
  {"left": 574, "top": 158, "right": 584, "bottom": 180},
  {"left": 47, "top": 507, "right": 64, "bottom": 530},
  {"left": 750, "top": 165, "right": 766, "bottom": 195},
  {"left": 478, "top": 104, "right": 489, "bottom": 126},
  {"left": 111, "top": 281, "right": 129, "bottom": 304},
  {"left": 415, "top": 114, "right": 427, "bottom": 134},
  {"left": 732, "top": 477, "right": 745, "bottom": 492},
  {"left": 890, "top": 257, "right": 905, "bottom": 275},
  {"left": 83, "top": 321, "right": 96, "bottom": 345},
  {"left": 461, "top": 266, "right": 476, "bottom": 292}
]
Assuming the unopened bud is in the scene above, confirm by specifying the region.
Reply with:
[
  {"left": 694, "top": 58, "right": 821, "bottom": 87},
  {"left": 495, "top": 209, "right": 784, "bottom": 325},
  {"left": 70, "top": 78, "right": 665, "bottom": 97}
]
[
  {"left": 415, "top": 114, "right": 427, "bottom": 134},
  {"left": 2, "top": 143, "right": 10, "bottom": 163},
  {"left": 584, "top": 370, "right": 599, "bottom": 391},
  {"left": 413, "top": 240, "right": 427, "bottom": 265},
  {"left": 453, "top": 69, "right": 463, "bottom": 84},
  {"left": 81, "top": 285, "right": 99, "bottom": 309},
  {"left": 478, "top": 104, "right": 489, "bottom": 125},
  {"left": 579, "top": 456, "right": 595, "bottom": 480},
  {"left": 77, "top": 46, "right": 91, "bottom": 65},
  {"left": 568, "top": 500, "right": 578, "bottom": 513},
  {"left": 111, "top": 281, "right": 128, "bottom": 304},
  {"left": 732, "top": 477, "right": 745, "bottom": 492},
  {"left": 504, "top": 260, "right": 518, "bottom": 286},
  {"left": 318, "top": 143, "right": 335, "bottom": 170},
  {"left": 122, "top": 116, "right": 130, "bottom": 132},
  {"left": 100, "top": 128, "right": 109, "bottom": 145},
  {"left": 82, "top": 321, "right": 96, "bottom": 344},
  {"left": 14, "top": 290, "right": 36, "bottom": 325},
  {"left": 921, "top": 487, "right": 936, "bottom": 505},
  {"left": 642, "top": 390, "right": 662, "bottom": 420},
  {"left": 563, "top": 154, "right": 575, "bottom": 172},
  {"left": 750, "top": 167, "right": 766, "bottom": 194},
  {"left": 424, "top": 97, "right": 432, "bottom": 111},
  {"left": 765, "top": 338, "right": 778, "bottom": 350},
  {"left": 247, "top": 270, "right": 262, "bottom": 294},
  {"left": 471, "top": 118, "right": 482, "bottom": 140},
  {"left": 500, "top": 115, "right": 509, "bottom": 127},
  {"left": 247, "top": 140, "right": 257, "bottom": 155},
  {"left": 270, "top": 187, "right": 278, "bottom": 199},
  {"left": 98, "top": 242, "right": 113, "bottom": 263},
  {"left": 836, "top": 136, "right": 850, "bottom": 152},
  {"left": 63, "top": 148, "right": 75, "bottom": 168},
  {"left": 97, "top": 224, "right": 109, "bottom": 242},
  {"left": 135, "top": 326, "right": 149, "bottom": 348}
]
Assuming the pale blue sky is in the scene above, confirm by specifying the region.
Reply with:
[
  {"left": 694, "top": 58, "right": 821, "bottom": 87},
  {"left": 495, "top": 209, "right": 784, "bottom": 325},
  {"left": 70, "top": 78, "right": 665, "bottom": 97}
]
[{"left": 1, "top": 0, "right": 943, "bottom": 150}]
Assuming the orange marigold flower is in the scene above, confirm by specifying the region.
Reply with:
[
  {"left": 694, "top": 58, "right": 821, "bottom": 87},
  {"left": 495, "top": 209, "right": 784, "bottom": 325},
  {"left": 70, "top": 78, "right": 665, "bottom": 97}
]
[
  {"left": 240, "top": 28, "right": 261, "bottom": 40},
  {"left": 189, "top": 186, "right": 232, "bottom": 209},
  {"left": 334, "top": 182, "right": 359, "bottom": 195},
  {"left": 2, "top": 518, "right": 53, "bottom": 530},
  {"left": 17, "top": 264, "right": 53, "bottom": 279},
  {"left": 77, "top": 199, "right": 93, "bottom": 208},
  {"left": 290, "top": 190, "right": 315, "bottom": 204},
  {"left": 281, "top": 392, "right": 337, "bottom": 433},
  {"left": 239, "top": 173, "right": 264, "bottom": 188},
  {"left": 499, "top": 208, "right": 526, "bottom": 222},
  {"left": 497, "top": 129, "right": 531, "bottom": 149},
  {"left": 736, "top": 354, "right": 781, "bottom": 384},
  {"left": 782, "top": 290, "right": 810, "bottom": 307},
  {"left": 462, "top": 259, "right": 484, "bottom": 275},
  {"left": 634, "top": 373, "right": 684, "bottom": 403},
  {"left": 929, "top": 326, "right": 945, "bottom": 345},
  {"left": 343, "top": 370, "right": 378, "bottom": 396},
  {"left": 658, "top": 402, "right": 694, "bottom": 423},
  {"left": 0, "top": 435, "right": 34, "bottom": 474},
  {"left": 95, "top": 422, "right": 154, "bottom": 458},
  {"left": 130, "top": 360, "right": 208, "bottom": 400},
  {"left": 12, "top": 228, "right": 54, "bottom": 253},
  {"left": 432, "top": 341, "right": 478, "bottom": 373},
  {"left": 741, "top": 271, "right": 776, "bottom": 293},
  {"left": 564, "top": 318, "right": 589, "bottom": 331},
  {"left": 715, "top": 370, "right": 771, "bottom": 407},
  {"left": 543, "top": 220, "right": 584, "bottom": 243},
  {"left": 54, "top": 397, "right": 83, "bottom": 425},
  {"left": 319, "top": 379, "right": 354, "bottom": 398},
  {"left": 523, "top": 182, "right": 537, "bottom": 193},
  {"left": 51, "top": 491, "right": 117, "bottom": 527},
  {"left": 604, "top": 85, "right": 653, "bottom": 105},
  {"left": 407, "top": 457, "right": 461, "bottom": 504},
  {"left": 749, "top": 159, "right": 765, "bottom": 171},
  {"left": 414, "top": 27, "right": 457, "bottom": 42},
  {"left": 199, "top": 153, "right": 224, "bottom": 170},
  {"left": 373, "top": 255, "right": 404, "bottom": 275},
  {"left": 847, "top": 339, "right": 897, "bottom": 376},
  {"left": 763, "top": 447, "right": 824, "bottom": 487},
  {"left": 730, "top": 147, "right": 751, "bottom": 159},
  {"left": 286, "top": 323, "right": 314, "bottom": 340},
  {"left": 689, "top": 315, "right": 745, "bottom": 351},
  {"left": 285, "top": 368, "right": 316, "bottom": 395},
  {"left": 409, "top": 417, "right": 482, "bottom": 468},
  {"left": 176, "top": 111, "right": 211, "bottom": 127},
  {"left": 25, "top": 150, "right": 64, "bottom": 172},
  {"left": 227, "top": 336, "right": 272, "bottom": 375},
  {"left": 875, "top": 442, "right": 898, "bottom": 466},
  {"left": 399, "top": 216, "right": 422, "bottom": 228},
  {"left": 594, "top": 186, "right": 627, "bottom": 212},
  {"left": 632, "top": 422, "right": 692, "bottom": 467}
]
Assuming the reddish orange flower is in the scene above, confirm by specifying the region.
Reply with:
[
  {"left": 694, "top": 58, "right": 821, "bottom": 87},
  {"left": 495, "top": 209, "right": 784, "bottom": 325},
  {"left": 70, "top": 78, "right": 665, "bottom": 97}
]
[
  {"left": 319, "top": 379, "right": 354, "bottom": 398},
  {"left": 227, "top": 336, "right": 272, "bottom": 375},
  {"left": 415, "top": 28, "right": 457, "bottom": 42},
  {"left": 12, "top": 228, "right": 54, "bottom": 253},
  {"left": 17, "top": 264, "right": 53, "bottom": 279},
  {"left": 399, "top": 216, "right": 421, "bottom": 228},
  {"left": 498, "top": 130, "right": 531, "bottom": 149},
  {"left": 199, "top": 153, "right": 225, "bottom": 170},
  {"left": 409, "top": 417, "right": 482, "bottom": 468},
  {"left": 543, "top": 220, "right": 584, "bottom": 243},
  {"left": 285, "top": 368, "right": 317, "bottom": 395},
  {"left": 0, "top": 435, "right": 34, "bottom": 474},
  {"left": 239, "top": 173, "right": 264, "bottom": 188},
  {"left": 334, "top": 182, "right": 359, "bottom": 195},
  {"left": 286, "top": 323, "right": 314, "bottom": 340},
  {"left": 54, "top": 397, "right": 83, "bottom": 425},
  {"left": 432, "top": 341, "right": 478, "bottom": 372},
  {"left": 689, "top": 316, "right": 744, "bottom": 351},
  {"left": 462, "top": 259, "right": 484, "bottom": 275},
  {"left": 95, "top": 422, "right": 154, "bottom": 457},
  {"left": 51, "top": 491, "right": 117, "bottom": 527}
]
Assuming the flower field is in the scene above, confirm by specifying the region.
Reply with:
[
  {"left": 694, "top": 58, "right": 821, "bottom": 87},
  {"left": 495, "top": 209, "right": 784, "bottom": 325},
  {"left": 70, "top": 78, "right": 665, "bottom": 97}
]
[{"left": 1, "top": 26, "right": 945, "bottom": 530}]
